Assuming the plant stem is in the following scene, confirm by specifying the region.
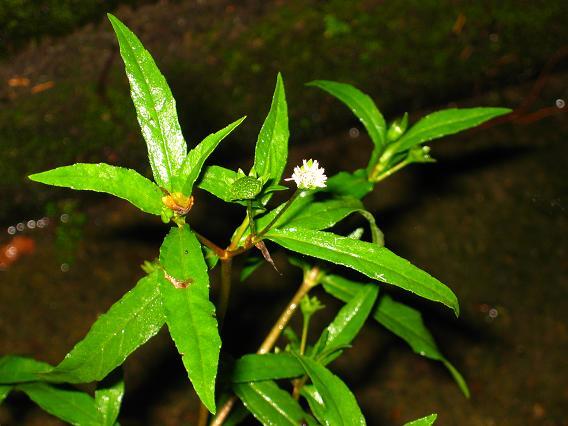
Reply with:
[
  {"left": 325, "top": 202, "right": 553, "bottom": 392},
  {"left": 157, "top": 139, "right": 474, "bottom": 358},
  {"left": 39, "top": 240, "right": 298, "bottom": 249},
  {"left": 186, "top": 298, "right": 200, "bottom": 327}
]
[
  {"left": 299, "top": 315, "right": 310, "bottom": 356},
  {"left": 371, "top": 159, "right": 409, "bottom": 184},
  {"left": 218, "top": 258, "right": 233, "bottom": 328},
  {"left": 197, "top": 404, "right": 209, "bottom": 426},
  {"left": 195, "top": 231, "right": 226, "bottom": 258},
  {"left": 258, "top": 266, "right": 320, "bottom": 354},
  {"left": 211, "top": 267, "right": 321, "bottom": 425},
  {"left": 256, "top": 189, "right": 301, "bottom": 238},
  {"left": 228, "top": 214, "right": 250, "bottom": 251}
]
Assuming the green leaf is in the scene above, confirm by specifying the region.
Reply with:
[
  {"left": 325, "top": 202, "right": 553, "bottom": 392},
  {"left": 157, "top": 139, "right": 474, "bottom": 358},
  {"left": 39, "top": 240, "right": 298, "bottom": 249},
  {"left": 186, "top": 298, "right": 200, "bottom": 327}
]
[
  {"left": 308, "top": 80, "right": 386, "bottom": 169},
  {"left": 197, "top": 165, "right": 239, "bottom": 202},
  {"left": 234, "top": 380, "right": 316, "bottom": 426},
  {"left": 158, "top": 225, "right": 221, "bottom": 414},
  {"left": 325, "top": 170, "right": 373, "bottom": 199},
  {"left": 29, "top": 163, "right": 164, "bottom": 215},
  {"left": 314, "top": 284, "right": 378, "bottom": 364},
  {"left": 248, "top": 194, "right": 364, "bottom": 246},
  {"left": 0, "top": 385, "right": 10, "bottom": 403},
  {"left": 375, "top": 295, "right": 469, "bottom": 397},
  {"left": 108, "top": 14, "right": 186, "bottom": 190},
  {"left": 231, "top": 353, "right": 304, "bottom": 383},
  {"left": 286, "top": 197, "right": 364, "bottom": 231},
  {"left": 95, "top": 375, "right": 125, "bottom": 426},
  {"left": 177, "top": 117, "right": 246, "bottom": 194},
  {"left": 253, "top": 73, "right": 289, "bottom": 185},
  {"left": 44, "top": 272, "right": 165, "bottom": 383},
  {"left": 293, "top": 354, "right": 365, "bottom": 426},
  {"left": 404, "top": 413, "right": 438, "bottom": 426},
  {"left": 321, "top": 275, "right": 468, "bottom": 397},
  {"left": 0, "top": 356, "right": 52, "bottom": 384},
  {"left": 17, "top": 382, "right": 100, "bottom": 426},
  {"left": 355, "top": 209, "right": 384, "bottom": 246},
  {"left": 395, "top": 107, "right": 511, "bottom": 153},
  {"left": 265, "top": 227, "right": 459, "bottom": 315}
]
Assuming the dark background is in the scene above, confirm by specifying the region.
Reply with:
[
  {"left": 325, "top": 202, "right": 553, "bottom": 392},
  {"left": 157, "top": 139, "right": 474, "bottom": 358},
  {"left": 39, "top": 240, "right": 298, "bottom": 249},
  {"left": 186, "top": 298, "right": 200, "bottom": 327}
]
[{"left": 0, "top": 1, "right": 566, "bottom": 425}]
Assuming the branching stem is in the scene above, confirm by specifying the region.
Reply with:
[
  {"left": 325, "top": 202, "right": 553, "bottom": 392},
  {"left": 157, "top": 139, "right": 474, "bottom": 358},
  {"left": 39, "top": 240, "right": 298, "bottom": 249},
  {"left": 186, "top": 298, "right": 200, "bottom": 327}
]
[{"left": 211, "top": 267, "right": 321, "bottom": 425}]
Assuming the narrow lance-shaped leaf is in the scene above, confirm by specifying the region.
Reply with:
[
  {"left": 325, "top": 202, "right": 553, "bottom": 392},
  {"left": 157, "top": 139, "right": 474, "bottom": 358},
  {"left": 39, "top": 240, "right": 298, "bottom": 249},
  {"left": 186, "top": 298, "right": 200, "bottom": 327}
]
[
  {"left": 233, "top": 380, "right": 317, "bottom": 426},
  {"left": 404, "top": 413, "right": 438, "bottom": 426},
  {"left": 17, "top": 382, "right": 101, "bottom": 426},
  {"left": 395, "top": 107, "right": 511, "bottom": 153},
  {"left": 242, "top": 194, "right": 364, "bottom": 244},
  {"left": 325, "top": 169, "right": 374, "bottom": 199},
  {"left": 308, "top": 80, "right": 386, "bottom": 170},
  {"left": 375, "top": 295, "right": 469, "bottom": 397},
  {"left": 321, "top": 274, "right": 469, "bottom": 397},
  {"left": 158, "top": 225, "right": 221, "bottom": 413},
  {"left": 177, "top": 116, "right": 246, "bottom": 194},
  {"left": 254, "top": 73, "right": 289, "bottom": 185},
  {"left": 0, "top": 385, "right": 10, "bottom": 404},
  {"left": 29, "top": 163, "right": 164, "bottom": 215},
  {"left": 197, "top": 165, "right": 239, "bottom": 202},
  {"left": 231, "top": 353, "right": 304, "bottom": 383},
  {"left": 266, "top": 227, "right": 459, "bottom": 315},
  {"left": 44, "top": 272, "right": 165, "bottom": 383},
  {"left": 108, "top": 14, "right": 186, "bottom": 190},
  {"left": 0, "top": 356, "right": 52, "bottom": 384},
  {"left": 95, "top": 375, "right": 125, "bottom": 426},
  {"left": 293, "top": 354, "right": 366, "bottom": 426},
  {"left": 313, "top": 284, "right": 378, "bottom": 364}
]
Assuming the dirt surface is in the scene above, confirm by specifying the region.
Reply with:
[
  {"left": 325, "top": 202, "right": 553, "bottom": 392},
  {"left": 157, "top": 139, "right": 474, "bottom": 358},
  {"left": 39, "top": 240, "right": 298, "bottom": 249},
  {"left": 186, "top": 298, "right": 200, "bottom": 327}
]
[{"left": 0, "top": 1, "right": 567, "bottom": 425}]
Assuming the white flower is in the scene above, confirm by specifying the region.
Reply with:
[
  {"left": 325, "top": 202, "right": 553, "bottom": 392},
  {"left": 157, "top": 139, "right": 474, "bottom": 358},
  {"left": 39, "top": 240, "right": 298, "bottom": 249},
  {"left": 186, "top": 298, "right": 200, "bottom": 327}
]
[{"left": 285, "top": 159, "right": 327, "bottom": 190}]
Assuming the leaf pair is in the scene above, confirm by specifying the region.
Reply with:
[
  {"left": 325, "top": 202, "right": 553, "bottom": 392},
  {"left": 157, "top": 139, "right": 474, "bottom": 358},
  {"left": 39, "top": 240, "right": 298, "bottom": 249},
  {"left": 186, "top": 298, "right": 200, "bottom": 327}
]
[
  {"left": 30, "top": 15, "right": 245, "bottom": 217},
  {"left": 0, "top": 356, "right": 124, "bottom": 425},
  {"left": 322, "top": 273, "right": 469, "bottom": 397},
  {"left": 231, "top": 284, "right": 377, "bottom": 425},
  {"left": 309, "top": 80, "right": 510, "bottom": 178}
]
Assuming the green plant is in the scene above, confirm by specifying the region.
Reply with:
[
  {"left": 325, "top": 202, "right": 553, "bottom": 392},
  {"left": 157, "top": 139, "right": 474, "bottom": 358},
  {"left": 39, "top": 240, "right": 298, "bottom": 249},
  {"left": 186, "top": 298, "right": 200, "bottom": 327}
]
[{"left": 0, "top": 14, "right": 510, "bottom": 425}]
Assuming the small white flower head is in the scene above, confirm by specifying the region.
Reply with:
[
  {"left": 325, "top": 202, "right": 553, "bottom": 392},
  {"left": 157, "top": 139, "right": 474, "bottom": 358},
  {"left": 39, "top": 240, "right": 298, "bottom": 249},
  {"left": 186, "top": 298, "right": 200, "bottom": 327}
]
[{"left": 285, "top": 159, "right": 327, "bottom": 190}]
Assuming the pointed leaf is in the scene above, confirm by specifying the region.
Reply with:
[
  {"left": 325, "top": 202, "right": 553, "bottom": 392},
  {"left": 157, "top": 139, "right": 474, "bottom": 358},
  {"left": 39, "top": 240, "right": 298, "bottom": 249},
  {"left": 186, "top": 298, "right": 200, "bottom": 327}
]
[
  {"left": 197, "top": 165, "right": 239, "bottom": 202},
  {"left": 0, "top": 356, "right": 52, "bottom": 384},
  {"left": 309, "top": 80, "right": 386, "bottom": 168},
  {"left": 242, "top": 193, "right": 364, "bottom": 247},
  {"left": 265, "top": 227, "right": 459, "bottom": 315},
  {"left": 404, "top": 413, "right": 438, "bottom": 426},
  {"left": 108, "top": 14, "right": 186, "bottom": 190},
  {"left": 293, "top": 354, "right": 365, "bottom": 426},
  {"left": 234, "top": 380, "right": 317, "bottom": 426},
  {"left": 95, "top": 375, "right": 125, "bottom": 426},
  {"left": 158, "top": 225, "right": 220, "bottom": 413},
  {"left": 232, "top": 353, "right": 303, "bottom": 383},
  {"left": 0, "top": 385, "right": 10, "bottom": 403},
  {"left": 177, "top": 117, "right": 246, "bottom": 194},
  {"left": 17, "top": 383, "right": 100, "bottom": 426},
  {"left": 314, "top": 284, "right": 378, "bottom": 364},
  {"left": 325, "top": 170, "right": 373, "bottom": 199},
  {"left": 321, "top": 275, "right": 468, "bottom": 397},
  {"left": 44, "top": 272, "right": 165, "bottom": 383},
  {"left": 396, "top": 107, "right": 511, "bottom": 153},
  {"left": 29, "top": 163, "right": 164, "bottom": 215},
  {"left": 375, "top": 295, "right": 469, "bottom": 397},
  {"left": 254, "top": 73, "right": 289, "bottom": 185}
]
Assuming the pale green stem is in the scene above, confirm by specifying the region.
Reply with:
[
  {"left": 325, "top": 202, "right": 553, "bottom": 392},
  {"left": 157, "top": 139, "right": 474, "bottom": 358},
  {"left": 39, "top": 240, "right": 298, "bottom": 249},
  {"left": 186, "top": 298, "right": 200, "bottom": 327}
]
[
  {"left": 212, "top": 267, "right": 321, "bottom": 425},
  {"left": 256, "top": 189, "right": 301, "bottom": 238}
]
